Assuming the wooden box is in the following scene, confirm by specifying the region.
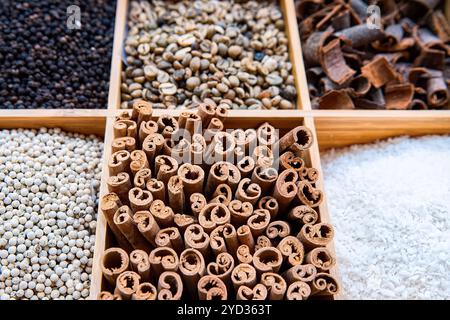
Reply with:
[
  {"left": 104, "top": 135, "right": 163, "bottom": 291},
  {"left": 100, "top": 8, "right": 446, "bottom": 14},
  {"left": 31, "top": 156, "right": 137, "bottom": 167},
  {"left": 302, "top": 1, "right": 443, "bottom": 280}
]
[{"left": 88, "top": 111, "right": 341, "bottom": 300}]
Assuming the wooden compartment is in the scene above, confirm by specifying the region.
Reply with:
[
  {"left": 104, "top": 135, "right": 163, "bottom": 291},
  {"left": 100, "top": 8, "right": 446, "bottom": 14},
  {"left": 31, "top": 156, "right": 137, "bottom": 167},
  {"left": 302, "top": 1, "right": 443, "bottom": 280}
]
[
  {"left": 289, "top": 0, "right": 450, "bottom": 140},
  {"left": 89, "top": 110, "right": 341, "bottom": 300},
  {"left": 109, "top": 0, "right": 308, "bottom": 110}
]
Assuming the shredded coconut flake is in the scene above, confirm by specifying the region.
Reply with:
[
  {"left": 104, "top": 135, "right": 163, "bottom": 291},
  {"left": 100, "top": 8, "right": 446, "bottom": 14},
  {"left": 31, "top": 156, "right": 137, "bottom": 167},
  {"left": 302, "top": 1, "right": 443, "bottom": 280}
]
[{"left": 322, "top": 136, "right": 450, "bottom": 300}]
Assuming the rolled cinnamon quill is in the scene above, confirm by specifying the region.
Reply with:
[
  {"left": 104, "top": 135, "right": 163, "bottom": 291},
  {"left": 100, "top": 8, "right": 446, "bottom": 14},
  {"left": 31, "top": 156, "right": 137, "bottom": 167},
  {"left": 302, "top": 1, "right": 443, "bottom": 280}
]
[
  {"left": 277, "top": 236, "right": 305, "bottom": 267},
  {"left": 114, "top": 119, "right": 137, "bottom": 139},
  {"left": 252, "top": 247, "right": 283, "bottom": 274},
  {"left": 210, "top": 224, "right": 239, "bottom": 257},
  {"left": 139, "top": 120, "right": 159, "bottom": 143},
  {"left": 112, "top": 136, "right": 136, "bottom": 153},
  {"left": 247, "top": 209, "right": 271, "bottom": 237},
  {"left": 258, "top": 196, "right": 279, "bottom": 219},
  {"left": 237, "top": 225, "right": 255, "bottom": 250},
  {"left": 255, "top": 235, "right": 272, "bottom": 251},
  {"left": 237, "top": 284, "right": 268, "bottom": 300},
  {"left": 146, "top": 178, "right": 165, "bottom": 202},
  {"left": 133, "top": 168, "right": 152, "bottom": 189},
  {"left": 131, "top": 99, "right": 153, "bottom": 127},
  {"left": 277, "top": 126, "right": 313, "bottom": 154},
  {"left": 108, "top": 150, "right": 131, "bottom": 176},
  {"left": 158, "top": 271, "right": 183, "bottom": 300},
  {"left": 236, "top": 244, "right": 253, "bottom": 264},
  {"left": 178, "top": 163, "right": 205, "bottom": 200},
  {"left": 236, "top": 178, "right": 262, "bottom": 206},
  {"left": 206, "top": 161, "right": 241, "bottom": 197},
  {"left": 149, "top": 200, "right": 174, "bottom": 228},
  {"left": 197, "top": 275, "right": 228, "bottom": 300},
  {"left": 297, "top": 223, "right": 334, "bottom": 250},
  {"left": 229, "top": 200, "right": 253, "bottom": 226},
  {"left": 260, "top": 272, "right": 287, "bottom": 300},
  {"left": 212, "top": 184, "right": 233, "bottom": 206},
  {"left": 299, "top": 167, "right": 319, "bottom": 184},
  {"left": 283, "top": 264, "right": 318, "bottom": 284},
  {"left": 189, "top": 193, "right": 207, "bottom": 218},
  {"left": 142, "top": 133, "right": 164, "bottom": 164},
  {"left": 266, "top": 221, "right": 291, "bottom": 244},
  {"left": 133, "top": 210, "right": 160, "bottom": 246},
  {"left": 179, "top": 248, "right": 206, "bottom": 299},
  {"left": 128, "top": 187, "right": 153, "bottom": 213},
  {"left": 155, "top": 227, "right": 184, "bottom": 254},
  {"left": 196, "top": 102, "right": 216, "bottom": 127},
  {"left": 237, "top": 156, "right": 256, "bottom": 178},
  {"left": 168, "top": 175, "right": 185, "bottom": 215},
  {"left": 305, "top": 247, "right": 336, "bottom": 272},
  {"left": 184, "top": 224, "right": 211, "bottom": 258},
  {"left": 310, "top": 273, "right": 340, "bottom": 297},
  {"left": 273, "top": 169, "right": 298, "bottom": 212},
  {"left": 297, "top": 180, "right": 323, "bottom": 208},
  {"left": 130, "top": 150, "right": 149, "bottom": 176},
  {"left": 98, "top": 291, "right": 122, "bottom": 300},
  {"left": 231, "top": 263, "right": 257, "bottom": 291},
  {"left": 251, "top": 166, "right": 278, "bottom": 195},
  {"left": 206, "top": 252, "right": 235, "bottom": 290},
  {"left": 155, "top": 155, "right": 178, "bottom": 185},
  {"left": 149, "top": 247, "right": 179, "bottom": 278},
  {"left": 100, "top": 194, "right": 133, "bottom": 252},
  {"left": 115, "top": 271, "right": 140, "bottom": 300},
  {"left": 286, "top": 281, "right": 311, "bottom": 300},
  {"left": 157, "top": 115, "right": 179, "bottom": 139},
  {"left": 198, "top": 203, "right": 231, "bottom": 233},
  {"left": 174, "top": 214, "right": 197, "bottom": 233},
  {"left": 256, "top": 122, "right": 278, "bottom": 148},
  {"left": 101, "top": 248, "right": 130, "bottom": 285},
  {"left": 132, "top": 282, "right": 157, "bottom": 300},
  {"left": 107, "top": 172, "right": 132, "bottom": 204},
  {"left": 114, "top": 205, "right": 151, "bottom": 251},
  {"left": 130, "top": 249, "right": 151, "bottom": 282},
  {"left": 252, "top": 145, "right": 274, "bottom": 168}
]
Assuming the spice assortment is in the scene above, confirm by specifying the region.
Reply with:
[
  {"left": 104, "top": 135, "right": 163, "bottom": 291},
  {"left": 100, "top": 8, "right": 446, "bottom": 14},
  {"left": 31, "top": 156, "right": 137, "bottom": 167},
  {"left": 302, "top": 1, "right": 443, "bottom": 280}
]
[
  {"left": 97, "top": 100, "right": 339, "bottom": 300},
  {"left": 0, "top": 0, "right": 116, "bottom": 109},
  {"left": 0, "top": 128, "right": 103, "bottom": 300},
  {"left": 120, "top": 0, "right": 297, "bottom": 110},
  {"left": 296, "top": 0, "right": 450, "bottom": 110}
]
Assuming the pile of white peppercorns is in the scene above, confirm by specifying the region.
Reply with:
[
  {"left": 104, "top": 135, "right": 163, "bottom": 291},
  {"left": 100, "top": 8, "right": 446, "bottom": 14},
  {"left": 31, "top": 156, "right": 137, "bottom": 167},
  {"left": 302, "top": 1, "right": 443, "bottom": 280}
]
[{"left": 0, "top": 128, "right": 103, "bottom": 300}]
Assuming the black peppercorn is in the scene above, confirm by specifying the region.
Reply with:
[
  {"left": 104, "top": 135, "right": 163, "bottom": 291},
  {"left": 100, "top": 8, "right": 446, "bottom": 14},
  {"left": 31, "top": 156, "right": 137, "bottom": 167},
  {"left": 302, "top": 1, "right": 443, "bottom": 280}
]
[{"left": 0, "top": 0, "right": 116, "bottom": 109}]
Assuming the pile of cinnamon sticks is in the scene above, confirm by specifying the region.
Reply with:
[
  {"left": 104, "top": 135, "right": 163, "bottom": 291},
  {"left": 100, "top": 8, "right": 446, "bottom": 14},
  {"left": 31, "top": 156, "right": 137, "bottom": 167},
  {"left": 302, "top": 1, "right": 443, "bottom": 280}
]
[
  {"left": 98, "top": 99, "right": 339, "bottom": 300},
  {"left": 297, "top": 0, "right": 450, "bottom": 110}
]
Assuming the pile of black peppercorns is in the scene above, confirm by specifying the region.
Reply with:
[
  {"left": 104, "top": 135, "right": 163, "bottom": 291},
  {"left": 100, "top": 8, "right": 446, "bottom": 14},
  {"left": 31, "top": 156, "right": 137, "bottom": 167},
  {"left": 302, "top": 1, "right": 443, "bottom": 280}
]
[{"left": 0, "top": 0, "right": 116, "bottom": 109}]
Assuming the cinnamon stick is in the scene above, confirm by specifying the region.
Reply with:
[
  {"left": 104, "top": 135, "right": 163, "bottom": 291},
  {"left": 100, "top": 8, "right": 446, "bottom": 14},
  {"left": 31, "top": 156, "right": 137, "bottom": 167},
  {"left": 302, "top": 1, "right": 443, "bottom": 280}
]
[
  {"left": 130, "top": 249, "right": 151, "bottom": 282},
  {"left": 108, "top": 150, "right": 131, "bottom": 176},
  {"left": 178, "top": 163, "right": 205, "bottom": 200},
  {"left": 189, "top": 193, "right": 207, "bottom": 218},
  {"left": 296, "top": 180, "right": 323, "bottom": 208},
  {"left": 113, "top": 205, "right": 152, "bottom": 251},
  {"left": 236, "top": 284, "right": 267, "bottom": 300},
  {"left": 251, "top": 166, "right": 278, "bottom": 195},
  {"left": 286, "top": 281, "right": 311, "bottom": 300},
  {"left": 229, "top": 200, "right": 253, "bottom": 226},
  {"left": 283, "top": 264, "right": 318, "bottom": 284},
  {"left": 101, "top": 248, "right": 130, "bottom": 285},
  {"left": 305, "top": 247, "right": 336, "bottom": 272},
  {"left": 98, "top": 291, "right": 122, "bottom": 300},
  {"left": 184, "top": 224, "right": 211, "bottom": 259},
  {"left": 260, "top": 272, "right": 287, "bottom": 300},
  {"left": 252, "top": 247, "right": 283, "bottom": 274},
  {"left": 237, "top": 225, "right": 255, "bottom": 250},
  {"left": 198, "top": 203, "right": 231, "bottom": 233},
  {"left": 168, "top": 175, "right": 185, "bottom": 215},
  {"left": 113, "top": 271, "right": 139, "bottom": 300},
  {"left": 310, "top": 273, "right": 340, "bottom": 297},
  {"left": 128, "top": 187, "right": 153, "bottom": 213},
  {"left": 114, "top": 119, "right": 137, "bottom": 139},
  {"left": 157, "top": 271, "right": 183, "bottom": 300},
  {"left": 237, "top": 156, "right": 256, "bottom": 178},
  {"left": 146, "top": 178, "right": 165, "bottom": 201},
  {"left": 179, "top": 248, "right": 206, "bottom": 299},
  {"left": 133, "top": 210, "right": 160, "bottom": 246},
  {"left": 236, "top": 244, "right": 253, "bottom": 264},
  {"left": 236, "top": 178, "right": 262, "bottom": 206},
  {"left": 112, "top": 136, "right": 136, "bottom": 153},
  {"left": 209, "top": 224, "right": 239, "bottom": 257},
  {"left": 206, "top": 252, "right": 235, "bottom": 290},
  {"left": 131, "top": 282, "right": 157, "bottom": 300},
  {"left": 197, "top": 275, "right": 228, "bottom": 300},
  {"left": 257, "top": 196, "right": 279, "bottom": 219},
  {"left": 174, "top": 213, "right": 197, "bottom": 233},
  {"left": 133, "top": 168, "right": 152, "bottom": 189},
  {"left": 277, "top": 236, "right": 305, "bottom": 267},
  {"left": 155, "top": 227, "right": 184, "bottom": 254},
  {"left": 297, "top": 223, "right": 335, "bottom": 251},
  {"left": 142, "top": 133, "right": 164, "bottom": 164},
  {"left": 149, "top": 247, "right": 179, "bottom": 278},
  {"left": 100, "top": 194, "right": 133, "bottom": 252},
  {"left": 150, "top": 199, "right": 174, "bottom": 228},
  {"left": 273, "top": 169, "right": 298, "bottom": 212},
  {"left": 231, "top": 263, "right": 257, "bottom": 291},
  {"left": 247, "top": 209, "right": 271, "bottom": 237},
  {"left": 287, "top": 205, "right": 319, "bottom": 227},
  {"left": 154, "top": 155, "right": 178, "bottom": 185},
  {"left": 266, "top": 221, "right": 291, "bottom": 244}
]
